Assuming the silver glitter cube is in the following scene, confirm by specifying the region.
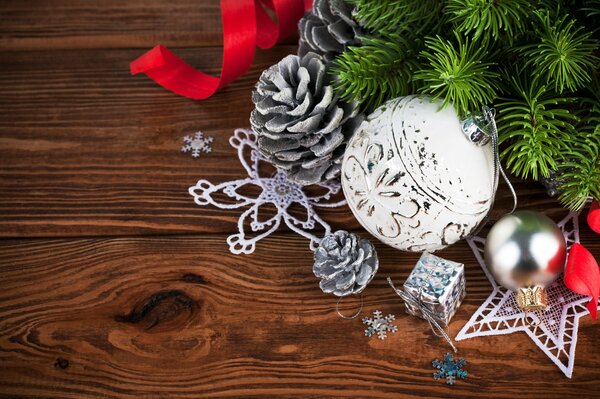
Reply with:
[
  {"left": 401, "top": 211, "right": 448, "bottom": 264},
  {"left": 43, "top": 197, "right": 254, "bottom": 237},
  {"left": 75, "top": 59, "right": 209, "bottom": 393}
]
[{"left": 403, "top": 252, "right": 466, "bottom": 326}]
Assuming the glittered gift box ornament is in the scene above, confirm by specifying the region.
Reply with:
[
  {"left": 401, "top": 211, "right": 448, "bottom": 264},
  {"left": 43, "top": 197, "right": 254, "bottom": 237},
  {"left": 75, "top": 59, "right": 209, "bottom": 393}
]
[{"left": 403, "top": 252, "right": 466, "bottom": 326}]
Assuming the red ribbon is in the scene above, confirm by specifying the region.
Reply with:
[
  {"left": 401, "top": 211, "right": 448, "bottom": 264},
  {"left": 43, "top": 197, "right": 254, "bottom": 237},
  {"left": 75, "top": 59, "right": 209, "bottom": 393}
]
[
  {"left": 130, "top": 0, "right": 312, "bottom": 100},
  {"left": 564, "top": 200, "right": 600, "bottom": 320}
]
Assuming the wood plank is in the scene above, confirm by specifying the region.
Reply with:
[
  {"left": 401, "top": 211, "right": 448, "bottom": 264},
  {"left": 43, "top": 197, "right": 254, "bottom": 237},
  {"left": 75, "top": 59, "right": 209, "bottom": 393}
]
[
  {"left": 0, "top": 0, "right": 299, "bottom": 51},
  {"left": 0, "top": 0, "right": 223, "bottom": 51},
  {"left": 0, "top": 45, "right": 357, "bottom": 238},
  {"left": 1, "top": 227, "right": 599, "bottom": 398},
  {"left": 0, "top": 46, "right": 576, "bottom": 238}
]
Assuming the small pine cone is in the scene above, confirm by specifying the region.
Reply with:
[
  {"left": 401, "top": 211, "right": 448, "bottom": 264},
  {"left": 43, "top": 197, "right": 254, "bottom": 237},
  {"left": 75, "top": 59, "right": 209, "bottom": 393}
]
[
  {"left": 298, "top": 0, "right": 363, "bottom": 63},
  {"left": 540, "top": 169, "right": 567, "bottom": 197},
  {"left": 314, "top": 230, "right": 379, "bottom": 297},
  {"left": 250, "top": 52, "right": 362, "bottom": 185}
]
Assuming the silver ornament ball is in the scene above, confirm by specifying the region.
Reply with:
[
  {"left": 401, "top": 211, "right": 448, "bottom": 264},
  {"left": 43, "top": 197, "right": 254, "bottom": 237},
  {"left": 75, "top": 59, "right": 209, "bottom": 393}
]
[{"left": 484, "top": 210, "right": 566, "bottom": 292}]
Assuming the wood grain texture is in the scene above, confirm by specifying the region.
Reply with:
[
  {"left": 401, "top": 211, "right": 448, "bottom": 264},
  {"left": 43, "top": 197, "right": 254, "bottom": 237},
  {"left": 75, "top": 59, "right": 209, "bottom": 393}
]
[
  {"left": 0, "top": 0, "right": 223, "bottom": 50},
  {"left": 0, "top": 46, "right": 570, "bottom": 238},
  {"left": 1, "top": 228, "right": 599, "bottom": 399},
  {"left": 0, "top": 46, "right": 361, "bottom": 238},
  {"left": 1, "top": 1, "right": 599, "bottom": 398},
  {"left": 0, "top": 0, "right": 298, "bottom": 51}
]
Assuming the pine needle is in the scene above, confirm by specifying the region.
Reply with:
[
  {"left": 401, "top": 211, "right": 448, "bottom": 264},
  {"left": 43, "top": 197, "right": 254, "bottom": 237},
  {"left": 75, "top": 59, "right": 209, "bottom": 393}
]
[
  {"left": 331, "top": 34, "right": 420, "bottom": 112},
  {"left": 496, "top": 72, "right": 578, "bottom": 180},
  {"left": 521, "top": 10, "right": 599, "bottom": 94},
  {"left": 414, "top": 34, "right": 499, "bottom": 118},
  {"left": 446, "top": 0, "right": 532, "bottom": 43}
]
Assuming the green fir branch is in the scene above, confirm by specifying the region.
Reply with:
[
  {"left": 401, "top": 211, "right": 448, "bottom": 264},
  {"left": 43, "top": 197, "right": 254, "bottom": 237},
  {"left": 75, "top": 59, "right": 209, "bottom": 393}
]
[
  {"left": 521, "top": 10, "right": 599, "bottom": 94},
  {"left": 557, "top": 94, "right": 600, "bottom": 210},
  {"left": 446, "top": 0, "right": 532, "bottom": 43},
  {"left": 557, "top": 137, "right": 600, "bottom": 210},
  {"left": 497, "top": 72, "right": 578, "bottom": 180},
  {"left": 582, "top": 0, "right": 600, "bottom": 18},
  {"left": 413, "top": 34, "right": 499, "bottom": 117},
  {"left": 350, "top": 0, "right": 444, "bottom": 36},
  {"left": 330, "top": 34, "right": 420, "bottom": 112}
]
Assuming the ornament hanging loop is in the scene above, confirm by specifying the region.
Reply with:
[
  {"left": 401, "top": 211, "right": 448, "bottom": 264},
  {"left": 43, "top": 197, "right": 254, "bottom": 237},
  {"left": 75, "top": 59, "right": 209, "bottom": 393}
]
[
  {"left": 524, "top": 311, "right": 542, "bottom": 328},
  {"left": 462, "top": 106, "right": 517, "bottom": 214},
  {"left": 481, "top": 106, "right": 517, "bottom": 215},
  {"left": 335, "top": 293, "right": 364, "bottom": 320},
  {"left": 462, "top": 106, "right": 518, "bottom": 238}
]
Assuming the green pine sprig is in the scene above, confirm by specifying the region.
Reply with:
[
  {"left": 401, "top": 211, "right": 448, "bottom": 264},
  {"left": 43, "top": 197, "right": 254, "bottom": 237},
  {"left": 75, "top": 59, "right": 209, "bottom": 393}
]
[
  {"left": 521, "top": 10, "right": 599, "bottom": 94},
  {"left": 557, "top": 137, "right": 600, "bottom": 211},
  {"left": 330, "top": 34, "right": 420, "bottom": 112},
  {"left": 582, "top": 0, "right": 600, "bottom": 18},
  {"left": 557, "top": 94, "right": 600, "bottom": 210},
  {"left": 413, "top": 34, "right": 499, "bottom": 117},
  {"left": 497, "top": 72, "right": 578, "bottom": 180},
  {"left": 446, "top": 0, "right": 532, "bottom": 43},
  {"left": 350, "top": 0, "right": 444, "bottom": 36}
]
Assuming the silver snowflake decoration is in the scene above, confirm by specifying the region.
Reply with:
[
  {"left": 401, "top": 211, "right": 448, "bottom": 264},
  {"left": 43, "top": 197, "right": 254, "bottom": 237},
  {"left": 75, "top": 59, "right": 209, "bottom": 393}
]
[
  {"left": 432, "top": 353, "right": 467, "bottom": 385},
  {"left": 362, "top": 310, "right": 398, "bottom": 340},
  {"left": 181, "top": 131, "right": 214, "bottom": 158}
]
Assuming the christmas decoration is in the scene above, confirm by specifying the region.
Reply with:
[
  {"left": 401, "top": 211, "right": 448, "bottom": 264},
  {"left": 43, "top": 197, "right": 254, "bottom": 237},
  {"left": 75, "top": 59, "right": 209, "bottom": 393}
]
[
  {"left": 329, "top": 0, "right": 600, "bottom": 211},
  {"left": 313, "top": 230, "right": 378, "bottom": 296},
  {"left": 341, "top": 95, "right": 495, "bottom": 252},
  {"left": 188, "top": 128, "right": 346, "bottom": 254},
  {"left": 181, "top": 131, "right": 214, "bottom": 158},
  {"left": 540, "top": 170, "right": 567, "bottom": 198},
  {"left": 401, "top": 253, "right": 466, "bottom": 327},
  {"left": 457, "top": 211, "right": 600, "bottom": 378},
  {"left": 484, "top": 211, "right": 567, "bottom": 312},
  {"left": 432, "top": 353, "right": 467, "bottom": 385},
  {"left": 564, "top": 198, "right": 600, "bottom": 320},
  {"left": 362, "top": 310, "right": 398, "bottom": 340},
  {"left": 564, "top": 244, "right": 599, "bottom": 320},
  {"left": 298, "top": 0, "right": 362, "bottom": 63},
  {"left": 250, "top": 52, "right": 362, "bottom": 185}
]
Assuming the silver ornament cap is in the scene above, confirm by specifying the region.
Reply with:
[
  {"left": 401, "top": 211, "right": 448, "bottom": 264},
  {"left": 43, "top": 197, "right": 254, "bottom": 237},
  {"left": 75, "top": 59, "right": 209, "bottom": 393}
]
[
  {"left": 484, "top": 210, "right": 566, "bottom": 311},
  {"left": 461, "top": 111, "right": 492, "bottom": 146}
]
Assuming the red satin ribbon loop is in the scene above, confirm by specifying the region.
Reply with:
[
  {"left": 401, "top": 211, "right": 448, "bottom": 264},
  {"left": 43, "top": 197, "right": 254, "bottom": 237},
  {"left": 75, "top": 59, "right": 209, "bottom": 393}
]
[
  {"left": 563, "top": 201, "right": 600, "bottom": 320},
  {"left": 564, "top": 243, "right": 599, "bottom": 319},
  {"left": 130, "top": 0, "right": 311, "bottom": 100}
]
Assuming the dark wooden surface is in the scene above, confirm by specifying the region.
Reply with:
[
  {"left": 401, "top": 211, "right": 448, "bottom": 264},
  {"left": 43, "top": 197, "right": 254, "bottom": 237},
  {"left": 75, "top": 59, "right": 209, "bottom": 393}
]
[{"left": 0, "top": 1, "right": 598, "bottom": 398}]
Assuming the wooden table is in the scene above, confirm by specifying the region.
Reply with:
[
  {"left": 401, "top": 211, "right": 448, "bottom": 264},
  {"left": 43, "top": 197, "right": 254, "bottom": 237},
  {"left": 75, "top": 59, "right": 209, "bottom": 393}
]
[{"left": 1, "top": 1, "right": 598, "bottom": 398}]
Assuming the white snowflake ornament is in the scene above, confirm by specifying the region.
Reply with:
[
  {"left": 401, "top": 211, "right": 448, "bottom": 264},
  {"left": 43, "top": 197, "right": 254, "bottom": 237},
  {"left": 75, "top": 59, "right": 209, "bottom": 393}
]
[
  {"left": 181, "top": 131, "right": 214, "bottom": 158},
  {"left": 188, "top": 129, "right": 346, "bottom": 254},
  {"left": 362, "top": 310, "right": 398, "bottom": 340}
]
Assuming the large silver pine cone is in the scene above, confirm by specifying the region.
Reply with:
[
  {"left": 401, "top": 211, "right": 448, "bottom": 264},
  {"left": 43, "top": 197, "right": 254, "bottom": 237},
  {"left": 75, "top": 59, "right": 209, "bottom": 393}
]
[
  {"left": 250, "top": 52, "right": 362, "bottom": 185},
  {"left": 314, "top": 230, "right": 379, "bottom": 297},
  {"left": 298, "top": 0, "right": 362, "bottom": 63}
]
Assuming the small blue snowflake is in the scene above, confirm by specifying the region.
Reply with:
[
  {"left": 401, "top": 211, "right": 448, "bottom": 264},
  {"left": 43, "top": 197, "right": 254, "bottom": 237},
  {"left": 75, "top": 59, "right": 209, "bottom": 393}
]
[{"left": 432, "top": 353, "right": 467, "bottom": 385}]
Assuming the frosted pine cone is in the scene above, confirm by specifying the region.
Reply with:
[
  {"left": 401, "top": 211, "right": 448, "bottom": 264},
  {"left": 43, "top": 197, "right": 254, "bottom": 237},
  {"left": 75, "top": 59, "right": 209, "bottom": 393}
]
[
  {"left": 299, "top": 0, "right": 363, "bottom": 63},
  {"left": 314, "top": 230, "right": 379, "bottom": 297},
  {"left": 250, "top": 52, "right": 362, "bottom": 185}
]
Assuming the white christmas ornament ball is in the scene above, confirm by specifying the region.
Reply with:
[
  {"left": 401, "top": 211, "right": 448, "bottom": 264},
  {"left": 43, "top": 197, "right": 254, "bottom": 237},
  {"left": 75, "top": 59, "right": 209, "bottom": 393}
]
[{"left": 342, "top": 95, "right": 495, "bottom": 252}]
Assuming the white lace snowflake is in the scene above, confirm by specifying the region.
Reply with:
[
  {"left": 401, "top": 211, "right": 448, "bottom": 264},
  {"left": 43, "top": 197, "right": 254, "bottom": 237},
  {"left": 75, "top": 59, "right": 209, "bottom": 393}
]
[
  {"left": 362, "top": 310, "right": 398, "bottom": 340},
  {"left": 181, "top": 131, "right": 214, "bottom": 157},
  {"left": 456, "top": 210, "right": 600, "bottom": 378},
  {"left": 188, "top": 129, "right": 346, "bottom": 254}
]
